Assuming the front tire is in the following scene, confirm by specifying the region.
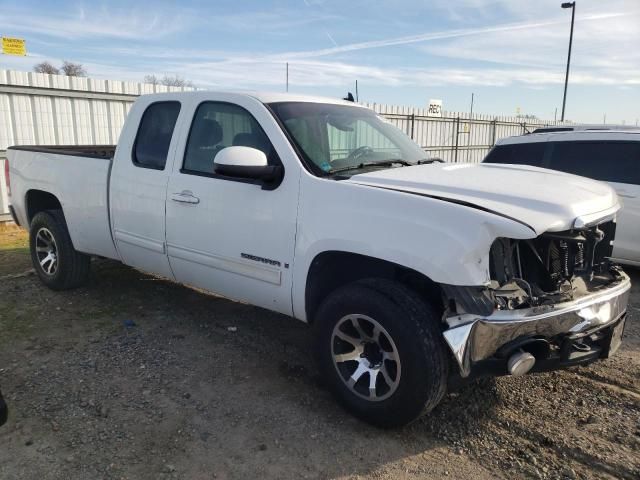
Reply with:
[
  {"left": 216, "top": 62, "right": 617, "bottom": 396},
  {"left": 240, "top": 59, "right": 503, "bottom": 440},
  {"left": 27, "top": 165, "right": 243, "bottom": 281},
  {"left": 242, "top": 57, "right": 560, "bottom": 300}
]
[
  {"left": 314, "top": 279, "right": 449, "bottom": 428},
  {"left": 29, "top": 210, "right": 90, "bottom": 290}
]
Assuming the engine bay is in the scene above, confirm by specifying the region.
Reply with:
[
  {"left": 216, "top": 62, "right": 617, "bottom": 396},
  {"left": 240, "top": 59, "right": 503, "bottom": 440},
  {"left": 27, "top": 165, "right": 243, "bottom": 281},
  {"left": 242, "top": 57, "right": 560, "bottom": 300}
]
[{"left": 488, "top": 220, "right": 620, "bottom": 309}]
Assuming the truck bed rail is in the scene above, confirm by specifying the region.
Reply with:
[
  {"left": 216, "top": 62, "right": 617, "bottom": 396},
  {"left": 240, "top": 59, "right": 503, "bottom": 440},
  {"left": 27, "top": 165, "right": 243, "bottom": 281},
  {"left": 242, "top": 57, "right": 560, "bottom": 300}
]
[{"left": 8, "top": 145, "right": 115, "bottom": 159}]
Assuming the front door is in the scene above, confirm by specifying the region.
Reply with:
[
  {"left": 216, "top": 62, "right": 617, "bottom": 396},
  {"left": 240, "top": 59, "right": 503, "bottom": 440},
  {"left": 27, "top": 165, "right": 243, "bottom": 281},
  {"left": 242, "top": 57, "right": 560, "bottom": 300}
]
[{"left": 165, "top": 98, "right": 299, "bottom": 315}]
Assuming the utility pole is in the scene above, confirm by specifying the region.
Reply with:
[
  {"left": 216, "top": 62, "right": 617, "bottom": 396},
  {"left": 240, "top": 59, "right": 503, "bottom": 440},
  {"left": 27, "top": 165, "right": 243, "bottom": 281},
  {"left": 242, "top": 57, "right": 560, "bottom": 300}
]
[
  {"left": 286, "top": 63, "right": 289, "bottom": 92},
  {"left": 355, "top": 80, "right": 359, "bottom": 102},
  {"left": 560, "top": 2, "right": 576, "bottom": 122}
]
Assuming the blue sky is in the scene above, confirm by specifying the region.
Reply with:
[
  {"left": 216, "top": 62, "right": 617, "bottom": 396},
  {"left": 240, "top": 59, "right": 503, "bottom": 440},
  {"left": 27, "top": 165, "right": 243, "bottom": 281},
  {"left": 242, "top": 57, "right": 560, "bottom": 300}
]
[{"left": 1, "top": 0, "right": 639, "bottom": 124}]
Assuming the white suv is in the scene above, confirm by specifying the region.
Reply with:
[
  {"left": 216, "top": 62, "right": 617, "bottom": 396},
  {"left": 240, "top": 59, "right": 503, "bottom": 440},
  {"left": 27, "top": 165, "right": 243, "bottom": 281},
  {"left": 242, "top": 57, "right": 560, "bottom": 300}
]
[{"left": 484, "top": 126, "right": 640, "bottom": 266}]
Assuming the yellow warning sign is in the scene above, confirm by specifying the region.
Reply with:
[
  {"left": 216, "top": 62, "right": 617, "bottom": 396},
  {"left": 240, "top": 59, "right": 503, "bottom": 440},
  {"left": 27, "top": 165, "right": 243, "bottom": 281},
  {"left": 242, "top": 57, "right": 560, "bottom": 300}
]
[{"left": 2, "top": 37, "right": 26, "bottom": 56}]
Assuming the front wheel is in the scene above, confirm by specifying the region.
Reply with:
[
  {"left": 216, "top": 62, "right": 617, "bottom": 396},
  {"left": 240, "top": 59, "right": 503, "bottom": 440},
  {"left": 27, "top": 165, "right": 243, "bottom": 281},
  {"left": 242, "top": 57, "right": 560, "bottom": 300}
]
[
  {"left": 29, "top": 210, "right": 90, "bottom": 290},
  {"left": 314, "top": 279, "right": 449, "bottom": 428}
]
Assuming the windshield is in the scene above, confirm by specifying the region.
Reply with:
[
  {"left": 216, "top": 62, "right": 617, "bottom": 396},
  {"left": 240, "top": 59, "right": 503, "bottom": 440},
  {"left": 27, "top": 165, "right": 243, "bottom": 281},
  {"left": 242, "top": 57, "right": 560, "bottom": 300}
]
[{"left": 269, "top": 102, "right": 428, "bottom": 175}]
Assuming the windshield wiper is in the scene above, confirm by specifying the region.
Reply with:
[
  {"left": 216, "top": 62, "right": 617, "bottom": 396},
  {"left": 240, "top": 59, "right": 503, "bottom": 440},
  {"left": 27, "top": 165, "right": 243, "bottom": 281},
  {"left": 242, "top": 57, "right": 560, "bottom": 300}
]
[
  {"left": 417, "top": 158, "right": 444, "bottom": 164},
  {"left": 328, "top": 159, "right": 412, "bottom": 174}
]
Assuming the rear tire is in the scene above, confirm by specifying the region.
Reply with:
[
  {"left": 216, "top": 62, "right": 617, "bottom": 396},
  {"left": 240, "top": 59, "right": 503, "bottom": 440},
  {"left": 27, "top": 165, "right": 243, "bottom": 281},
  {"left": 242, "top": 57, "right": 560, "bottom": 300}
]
[
  {"left": 29, "top": 210, "right": 90, "bottom": 290},
  {"left": 314, "top": 278, "right": 449, "bottom": 428}
]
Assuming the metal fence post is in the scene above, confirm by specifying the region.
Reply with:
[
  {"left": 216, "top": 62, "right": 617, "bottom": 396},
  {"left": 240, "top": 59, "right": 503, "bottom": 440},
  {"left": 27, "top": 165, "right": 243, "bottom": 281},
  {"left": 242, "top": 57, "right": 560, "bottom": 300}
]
[
  {"left": 491, "top": 118, "right": 497, "bottom": 146},
  {"left": 454, "top": 116, "right": 460, "bottom": 163},
  {"left": 410, "top": 113, "right": 415, "bottom": 140}
]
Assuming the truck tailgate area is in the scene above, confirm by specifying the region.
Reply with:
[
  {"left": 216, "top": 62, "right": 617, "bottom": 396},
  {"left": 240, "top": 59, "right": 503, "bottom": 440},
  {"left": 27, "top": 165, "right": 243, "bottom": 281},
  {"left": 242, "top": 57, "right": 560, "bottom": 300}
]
[{"left": 8, "top": 147, "right": 119, "bottom": 260}]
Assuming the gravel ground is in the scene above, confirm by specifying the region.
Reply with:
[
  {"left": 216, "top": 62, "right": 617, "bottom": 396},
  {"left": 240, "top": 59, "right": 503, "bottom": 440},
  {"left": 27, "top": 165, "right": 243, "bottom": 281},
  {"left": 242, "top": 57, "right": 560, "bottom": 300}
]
[{"left": 0, "top": 227, "right": 638, "bottom": 480}]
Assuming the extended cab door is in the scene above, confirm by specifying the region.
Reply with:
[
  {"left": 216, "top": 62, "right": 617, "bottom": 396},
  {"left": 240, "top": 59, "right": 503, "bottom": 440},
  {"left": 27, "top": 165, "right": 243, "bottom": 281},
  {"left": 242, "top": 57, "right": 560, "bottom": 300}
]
[
  {"left": 164, "top": 95, "right": 299, "bottom": 315},
  {"left": 110, "top": 99, "right": 183, "bottom": 278}
]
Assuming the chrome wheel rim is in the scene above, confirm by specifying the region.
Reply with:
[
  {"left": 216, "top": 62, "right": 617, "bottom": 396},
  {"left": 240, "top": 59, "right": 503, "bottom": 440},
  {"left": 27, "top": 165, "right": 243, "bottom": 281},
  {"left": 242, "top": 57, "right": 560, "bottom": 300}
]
[
  {"left": 331, "top": 314, "right": 401, "bottom": 402},
  {"left": 35, "top": 227, "right": 58, "bottom": 275}
]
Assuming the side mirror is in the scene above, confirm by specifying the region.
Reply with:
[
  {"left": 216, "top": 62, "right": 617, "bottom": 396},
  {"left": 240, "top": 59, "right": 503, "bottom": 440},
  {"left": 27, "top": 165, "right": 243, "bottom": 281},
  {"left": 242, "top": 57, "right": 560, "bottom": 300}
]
[{"left": 214, "top": 146, "right": 282, "bottom": 185}]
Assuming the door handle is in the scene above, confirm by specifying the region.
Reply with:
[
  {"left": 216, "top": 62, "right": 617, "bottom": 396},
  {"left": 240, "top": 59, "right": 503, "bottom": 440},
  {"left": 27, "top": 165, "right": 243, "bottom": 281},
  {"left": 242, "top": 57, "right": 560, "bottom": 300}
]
[{"left": 171, "top": 191, "right": 200, "bottom": 204}]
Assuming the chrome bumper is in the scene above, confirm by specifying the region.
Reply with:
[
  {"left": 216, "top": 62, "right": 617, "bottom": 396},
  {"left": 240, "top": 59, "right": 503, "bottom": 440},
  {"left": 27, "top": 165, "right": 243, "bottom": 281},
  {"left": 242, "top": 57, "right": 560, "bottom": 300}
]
[{"left": 443, "top": 272, "right": 631, "bottom": 377}]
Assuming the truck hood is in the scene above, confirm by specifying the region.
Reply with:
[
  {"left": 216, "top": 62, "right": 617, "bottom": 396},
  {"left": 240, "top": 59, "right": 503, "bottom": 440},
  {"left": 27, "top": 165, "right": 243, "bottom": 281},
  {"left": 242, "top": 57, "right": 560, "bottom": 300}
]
[{"left": 346, "top": 162, "right": 620, "bottom": 235}]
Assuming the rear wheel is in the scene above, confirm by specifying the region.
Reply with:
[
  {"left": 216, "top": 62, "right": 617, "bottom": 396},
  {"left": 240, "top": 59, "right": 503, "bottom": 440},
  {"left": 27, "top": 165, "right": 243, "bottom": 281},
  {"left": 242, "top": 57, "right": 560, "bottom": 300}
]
[
  {"left": 314, "top": 278, "right": 449, "bottom": 428},
  {"left": 29, "top": 210, "right": 90, "bottom": 290}
]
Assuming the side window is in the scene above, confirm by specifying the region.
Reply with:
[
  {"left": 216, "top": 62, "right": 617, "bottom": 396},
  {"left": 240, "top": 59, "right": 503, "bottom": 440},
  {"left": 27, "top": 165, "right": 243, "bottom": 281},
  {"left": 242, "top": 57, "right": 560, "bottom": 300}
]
[
  {"left": 183, "top": 102, "right": 276, "bottom": 175},
  {"left": 549, "top": 141, "right": 640, "bottom": 185},
  {"left": 133, "top": 101, "right": 181, "bottom": 170},
  {"left": 483, "top": 142, "right": 546, "bottom": 167}
]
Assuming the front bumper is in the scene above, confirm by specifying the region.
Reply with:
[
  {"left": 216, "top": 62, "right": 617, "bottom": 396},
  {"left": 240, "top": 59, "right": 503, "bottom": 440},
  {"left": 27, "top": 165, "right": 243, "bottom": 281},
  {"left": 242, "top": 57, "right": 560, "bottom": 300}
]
[{"left": 443, "top": 271, "right": 631, "bottom": 377}]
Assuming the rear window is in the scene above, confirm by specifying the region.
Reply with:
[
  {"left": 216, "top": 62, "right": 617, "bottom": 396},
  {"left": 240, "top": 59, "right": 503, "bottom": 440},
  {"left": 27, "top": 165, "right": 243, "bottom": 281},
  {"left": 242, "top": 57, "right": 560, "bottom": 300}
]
[
  {"left": 133, "top": 101, "right": 181, "bottom": 170},
  {"left": 549, "top": 141, "right": 640, "bottom": 185},
  {"left": 483, "top": 142, "right": 546, "bottom": 167}
]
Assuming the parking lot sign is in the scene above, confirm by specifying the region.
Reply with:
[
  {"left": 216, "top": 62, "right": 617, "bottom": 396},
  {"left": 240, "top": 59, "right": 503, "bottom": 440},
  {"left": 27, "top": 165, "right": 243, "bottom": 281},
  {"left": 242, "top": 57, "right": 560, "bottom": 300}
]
[
  {"left": 427, "top": 99, "right": 442, "bottom": 117},
  {"left": 2, "top": 37, "right": 26, "bottom": 56}
]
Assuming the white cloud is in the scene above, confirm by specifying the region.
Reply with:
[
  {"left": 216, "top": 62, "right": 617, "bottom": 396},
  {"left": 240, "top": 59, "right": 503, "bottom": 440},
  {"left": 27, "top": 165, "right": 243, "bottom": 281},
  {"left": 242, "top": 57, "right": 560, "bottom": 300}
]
[
  {"left": 0, "top": 5, "right": 337, "bottom": 41},
  {"left": 3, "top": 0, "right": 638, "bottom": 94},
  {"left": 274, "top": 10, "right": 633, "bottom": 60},
  {"left": 417, "top": 7, "right": 640, "bottom": 89},
  {"left": 205, "top": 10, "right": 340, "bottom": 31},
  {"left": 0, "top": 5, "right": 193, "bottom": 40},
  {"left": 8, "top": 49, "right": 633, "bottom": 92}
]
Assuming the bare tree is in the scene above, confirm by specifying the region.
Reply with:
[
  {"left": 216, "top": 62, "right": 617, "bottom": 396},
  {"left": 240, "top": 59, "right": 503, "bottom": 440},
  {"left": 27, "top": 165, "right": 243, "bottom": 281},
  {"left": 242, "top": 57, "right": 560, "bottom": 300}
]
[
  {"left": 144, "top": 74, "right": 194, "bottom": 88},
  {"left": 61, "top": 61, "right": 87, "bottom": 77},
  {"left": 143, "top": 74, "right": 159, "bottom": 85},
  {"left": 33, "top": 62, "right": 60, "bottom": 75},
  {"left": 160, "top": 75, "right": 193, "bottom": 88},
  {"left": 516, "top": 114, "right": 539, "bottom": 120}
]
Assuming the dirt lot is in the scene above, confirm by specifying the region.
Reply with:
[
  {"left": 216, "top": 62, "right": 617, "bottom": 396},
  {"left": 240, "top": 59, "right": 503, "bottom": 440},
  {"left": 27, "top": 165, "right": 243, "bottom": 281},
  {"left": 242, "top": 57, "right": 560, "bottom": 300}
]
[{"left": 0, "top": 227, "right": 638, "bottom": 480}]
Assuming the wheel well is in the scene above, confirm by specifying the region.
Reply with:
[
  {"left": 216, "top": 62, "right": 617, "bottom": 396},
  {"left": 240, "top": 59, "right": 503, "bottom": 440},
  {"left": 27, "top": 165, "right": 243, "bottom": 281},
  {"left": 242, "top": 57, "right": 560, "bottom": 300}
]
[
  {"left": 26, "top": 190, "right": 62, "bottom": 223},
  {"left": 305, "top": 251, "right": 444, "bottom": 323}
]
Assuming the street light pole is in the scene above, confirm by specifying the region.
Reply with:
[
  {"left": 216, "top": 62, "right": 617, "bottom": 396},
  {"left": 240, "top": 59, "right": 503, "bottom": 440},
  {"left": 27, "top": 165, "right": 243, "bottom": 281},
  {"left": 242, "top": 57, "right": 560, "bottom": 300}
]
[{"left": 560, "top": 2, "right": 576, "bottom": 122}]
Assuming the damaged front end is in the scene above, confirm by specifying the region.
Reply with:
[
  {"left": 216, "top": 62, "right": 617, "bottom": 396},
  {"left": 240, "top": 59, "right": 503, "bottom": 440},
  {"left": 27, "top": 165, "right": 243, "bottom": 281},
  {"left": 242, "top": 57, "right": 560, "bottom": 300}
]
[
  {"left": 442, "top": 220, "right": 631, "bottom": 378},
  {"left": 488, "top": 220, "right": 618, "bottom": 309}
]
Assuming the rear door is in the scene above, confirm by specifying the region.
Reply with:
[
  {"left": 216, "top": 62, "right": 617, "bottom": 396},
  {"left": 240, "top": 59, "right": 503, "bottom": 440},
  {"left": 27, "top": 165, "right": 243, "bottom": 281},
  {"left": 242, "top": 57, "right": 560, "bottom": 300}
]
[
  {"left": 110, "top": 99, "right": 183, "bottom": 278},
  {"left": 164, "top": 95, "right": 299, "bottom": 316},
  {"left": 548, "top": 140, "right": 640, "bottom": 263}
]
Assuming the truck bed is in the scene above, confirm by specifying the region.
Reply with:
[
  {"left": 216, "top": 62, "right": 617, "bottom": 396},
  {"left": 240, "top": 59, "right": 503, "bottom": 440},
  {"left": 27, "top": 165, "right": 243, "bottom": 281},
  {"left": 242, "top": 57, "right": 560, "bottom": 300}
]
[{"left": 7, "top": 146, "right": 119, "bottom": 260}]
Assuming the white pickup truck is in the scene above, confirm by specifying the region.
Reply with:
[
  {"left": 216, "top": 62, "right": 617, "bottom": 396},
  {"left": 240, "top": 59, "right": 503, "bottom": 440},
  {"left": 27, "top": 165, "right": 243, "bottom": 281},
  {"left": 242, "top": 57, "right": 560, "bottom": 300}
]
[{"left": 6, "top": 92, "right": 631, "bottom": 427}]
